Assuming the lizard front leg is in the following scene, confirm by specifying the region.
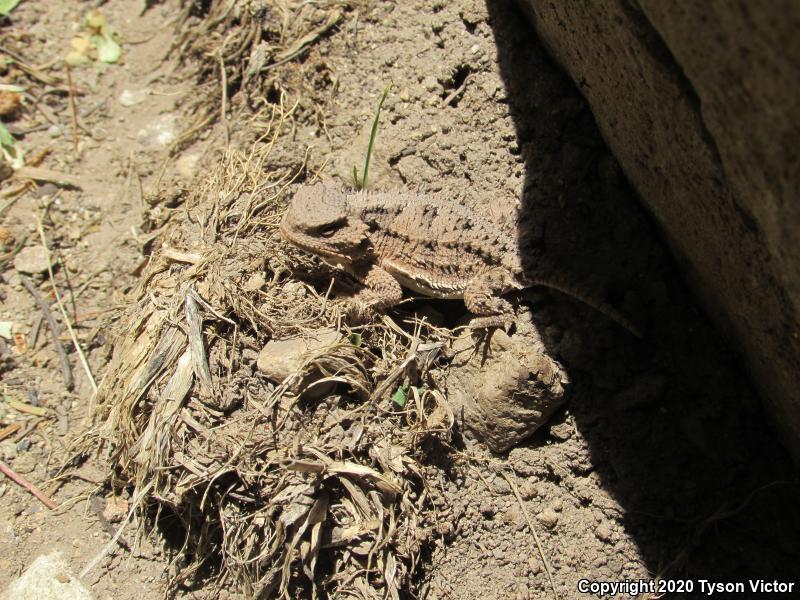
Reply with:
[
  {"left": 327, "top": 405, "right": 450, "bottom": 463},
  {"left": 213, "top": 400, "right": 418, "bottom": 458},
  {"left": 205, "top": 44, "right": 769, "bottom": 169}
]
[
  {"left": 463, "top": 268, "right": 516, "bottom": 329},
  {"left": 346, "top": 263, "right": 404, "bottom": 311}
]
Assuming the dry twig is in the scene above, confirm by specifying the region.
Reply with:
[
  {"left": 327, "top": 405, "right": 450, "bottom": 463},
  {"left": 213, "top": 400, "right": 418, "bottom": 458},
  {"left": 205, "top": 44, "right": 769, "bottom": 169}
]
[
  {"left": 20, "top": 275, "right": 74, "bottom": 391},
  {"left": 0, "top": 460, "right": 58, "bottom": 510},
  {"left": 14, "top": 166, "right": 82, "bottom": 189},
  {"left": 0, "top": 422, "right": 22, "bottom": 442},
  {"left": 502, "top": 470, "right": 559, "bottom": 600},
  {"left": 65, "top": 63, "right": 79, "bottom": 157},
  {"left": 35, "top": 216, "right": 97, "bottom": 393}
]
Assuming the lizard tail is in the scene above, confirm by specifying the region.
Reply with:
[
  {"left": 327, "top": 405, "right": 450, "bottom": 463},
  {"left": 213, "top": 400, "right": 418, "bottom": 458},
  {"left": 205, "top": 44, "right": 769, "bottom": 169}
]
[{"left": 526, "top": 276, "right": 643, "bottom": 338}]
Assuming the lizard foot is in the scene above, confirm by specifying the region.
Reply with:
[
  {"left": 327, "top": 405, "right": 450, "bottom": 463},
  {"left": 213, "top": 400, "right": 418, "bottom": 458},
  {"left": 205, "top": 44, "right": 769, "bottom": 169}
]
[{"left": 467, "top": 314, "right": 515, "bottom": 332}]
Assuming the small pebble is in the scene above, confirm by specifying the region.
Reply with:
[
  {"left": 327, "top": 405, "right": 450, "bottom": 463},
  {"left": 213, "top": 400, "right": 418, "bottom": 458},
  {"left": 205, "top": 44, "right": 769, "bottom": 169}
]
[
  {"left": 528, "top": 556, "right": 542, "bottom": 574},
  {"left": 435, "top": 520, "right": 454, "bottom": 538},
  {"left": 536, "top": 507, "right": 559, "bottom": 528},
  {"left": 13, "top": 245, "right": 52, "bottom": 275},
  {"left": 503, "top": 507, "right": 526, "bottom": 531},
  {"left": 549, "top": 421, "right": 573, "bottom": 441},
  {"left": 515, "top": 583, "right": 530, "bottom": 600},
  {"left": 519, "top": 480, "right": 539, "bottom": 500},
  {"left": 595, "top": 521, "right": 614, "bottom": 543},
  {"left": 118, "top": 89, "right": 148, "bottom": 107},
  {"left": 493, "top": 476, "right": 511, "bottom": 495},
  {"left": 1, "top": 440, "right": 17, "bottom": 460},
  {"left": 47, "top": 124, "right": 62, "bottom": 138},
  {"left": 244, "top": 272, "right": 265, "bottom": 291}
]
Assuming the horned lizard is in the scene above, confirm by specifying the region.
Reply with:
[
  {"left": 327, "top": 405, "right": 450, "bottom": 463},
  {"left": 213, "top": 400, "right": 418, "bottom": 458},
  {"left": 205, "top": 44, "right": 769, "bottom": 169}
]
[{"left": 280, "top": 182, "right": 640, "bottom": 335}]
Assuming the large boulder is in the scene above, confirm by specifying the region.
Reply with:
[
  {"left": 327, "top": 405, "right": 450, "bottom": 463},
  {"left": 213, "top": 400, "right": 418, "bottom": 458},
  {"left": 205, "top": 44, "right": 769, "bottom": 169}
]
[{"left": 516, "top": 0, "right": 800, "bottom": 458}]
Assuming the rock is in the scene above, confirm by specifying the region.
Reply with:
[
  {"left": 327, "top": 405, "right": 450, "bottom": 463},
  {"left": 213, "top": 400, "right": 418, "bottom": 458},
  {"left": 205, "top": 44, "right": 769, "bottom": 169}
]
[
  {"left": 518, "top": 0, "right": 800, "bottom": 459},
  {"left": 443, "top": 315, "right": 568, "bottom": 452},
  {"left": 548, "top": 420, "right": 573, "bottom": 441},
  {"left": 118, "top": 89, "right": 148, "bottom": 107},
  {"left": 514, "top": 583, "right": 530, "bottom": 600},
  {"left": 479, "top": 500, "right": 495, "bottom": 516},
  {"left": 502, "top": 506, "right": 526, "bottom": 531},
  {"left": 518, "top": 480, "right": 539, "bottom": 500},
  {"left": 136, "top": 114, "right": 177, "bottom": 148},
  {"left": 257, "top": 328, "right": 342, "bottom": 397},
  {"left": 244, "top": 272, "right": 265, "bottom": 291},
  {"left": 493, "top": 476, "right": 511, "bottom": 495},
  {"left": 4, "top": 552, "right": 95, "bottom": 600},
  {"left": 528, "top": 556, "right": 542, "bottom": 574},
  {"left": 13, "top": 246, "right": 52, "bottom": 275},
  {"left": 536, "top": 507, "right": 559, "bottom": 529},
  {"left": 1, "top": 440, "right": 17, "bottom": 461},
  {"left": 102, "top": 495, "right": 129, "bottom": 523},
  {"left": 595, "top": 521, "right": 614, "bottom": 543}
]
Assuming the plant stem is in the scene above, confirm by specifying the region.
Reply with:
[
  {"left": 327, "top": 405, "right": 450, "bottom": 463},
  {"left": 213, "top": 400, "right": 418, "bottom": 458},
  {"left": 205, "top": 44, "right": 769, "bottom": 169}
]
[{"left": 360, "top": 81, "right": 392, "bottom": 189}]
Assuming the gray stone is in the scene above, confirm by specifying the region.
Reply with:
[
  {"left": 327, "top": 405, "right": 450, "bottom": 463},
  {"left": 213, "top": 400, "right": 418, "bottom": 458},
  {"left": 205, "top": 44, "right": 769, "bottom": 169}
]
[
  {"left": 118, "top": 89, "right": 148, "bottom": 107},
  {"left": 13, "top": 246, "right": 52, "bottom": 275},
  {"left": 257, "top": 328, "right": 342, "bottom": 397},
  {"left": 5, "top": 552, "right": 95, "bottom": 600}
]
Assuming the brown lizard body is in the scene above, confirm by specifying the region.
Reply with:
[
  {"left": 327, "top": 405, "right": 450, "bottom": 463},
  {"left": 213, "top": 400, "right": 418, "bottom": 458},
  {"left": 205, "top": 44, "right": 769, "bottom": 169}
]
[{"left": 280, "top": 182, "right": 640, "bottom": 335}]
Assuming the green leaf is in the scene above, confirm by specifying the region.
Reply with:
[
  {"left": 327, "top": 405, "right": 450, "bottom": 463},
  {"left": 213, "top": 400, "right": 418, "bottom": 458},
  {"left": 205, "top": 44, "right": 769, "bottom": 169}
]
[
  {"left": 0, "top": 122, "right": 14, "bottom": 149},
  {"left": 349, "top": 333, "right": 362, "bottom": 347},
  {"left": 359, "top": 81, "right": 392, "bottom": 189},
  {"left": 391, "top": 385, "right": 407, "bottom": 408},
  {"left": 0, "top": 122, "right": 24, "bottom": 169},
  {"left": 91, "top": 33, "right": 121, "bottom": 64},
  {"left": 0, "top": 0, "right": 22, "bottom": 17}
]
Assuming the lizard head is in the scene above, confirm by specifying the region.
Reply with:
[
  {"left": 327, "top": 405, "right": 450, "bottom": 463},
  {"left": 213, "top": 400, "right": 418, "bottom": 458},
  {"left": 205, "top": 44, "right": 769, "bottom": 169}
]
[{"left": 280, "top": 182, "right": 371, "bottom": 265}]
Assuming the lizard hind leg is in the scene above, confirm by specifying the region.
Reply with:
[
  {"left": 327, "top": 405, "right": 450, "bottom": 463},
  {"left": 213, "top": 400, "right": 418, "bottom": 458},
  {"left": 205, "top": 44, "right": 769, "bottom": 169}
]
[{"left": 463, "top": 268, "right": 517, "bottom": 329}]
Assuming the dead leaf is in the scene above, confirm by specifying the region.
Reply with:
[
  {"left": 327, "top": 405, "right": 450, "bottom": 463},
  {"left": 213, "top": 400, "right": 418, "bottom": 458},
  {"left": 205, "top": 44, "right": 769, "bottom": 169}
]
[
  {"left": 103, "top": 495, "right": 129, "bottom": 523},
  {"left": 0, "top": 91, "right": 22, "bottom": 117}
]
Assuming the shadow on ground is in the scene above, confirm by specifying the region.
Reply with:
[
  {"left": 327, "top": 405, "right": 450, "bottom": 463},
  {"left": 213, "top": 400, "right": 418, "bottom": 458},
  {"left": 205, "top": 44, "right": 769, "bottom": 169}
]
[{"left": 487, "top": 0, "right": 799, "bottom": 586}]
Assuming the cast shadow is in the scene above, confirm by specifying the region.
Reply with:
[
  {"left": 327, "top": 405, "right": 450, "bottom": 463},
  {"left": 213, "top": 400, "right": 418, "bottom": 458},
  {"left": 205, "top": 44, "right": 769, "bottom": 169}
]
[{"left": 485, "top": 0, "right": 799, "bottom": 587}]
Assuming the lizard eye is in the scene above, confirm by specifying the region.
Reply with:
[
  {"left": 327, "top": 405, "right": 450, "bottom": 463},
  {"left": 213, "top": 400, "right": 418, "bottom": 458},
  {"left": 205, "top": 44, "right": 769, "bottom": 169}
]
[{"left": 318, "top": 224, "right": 339, "bottom": 238}]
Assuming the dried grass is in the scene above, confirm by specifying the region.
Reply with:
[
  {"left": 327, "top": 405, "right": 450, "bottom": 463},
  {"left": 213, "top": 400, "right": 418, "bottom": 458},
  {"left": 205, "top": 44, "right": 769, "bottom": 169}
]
[
  {"left": 174, "top": 0, "right": 351, "bottom": 120},
  {"left": 85, "top": 93, "right": 454, "bottom": 597}
]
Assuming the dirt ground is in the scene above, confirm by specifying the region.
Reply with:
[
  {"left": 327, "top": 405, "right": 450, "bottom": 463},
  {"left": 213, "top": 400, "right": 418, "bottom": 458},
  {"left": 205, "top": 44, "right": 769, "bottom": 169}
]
[{"left": 1, "top": 1, "right": 798, "bottom": 599}]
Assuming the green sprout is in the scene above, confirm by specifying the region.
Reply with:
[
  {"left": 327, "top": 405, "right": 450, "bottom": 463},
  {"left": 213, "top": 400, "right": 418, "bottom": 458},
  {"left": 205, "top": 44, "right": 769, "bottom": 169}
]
[
  {"left": 353, "top": 81, "right": 392, "bottom": 190},
  {"left": 0, "top": 122, "right": 24, "bottom": 169},
  {"left": 0, "top": 0, "right": 22, "bottom": 17},
  {"left": 392, "top": 383, "right": 408, "bottom": 408}
]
